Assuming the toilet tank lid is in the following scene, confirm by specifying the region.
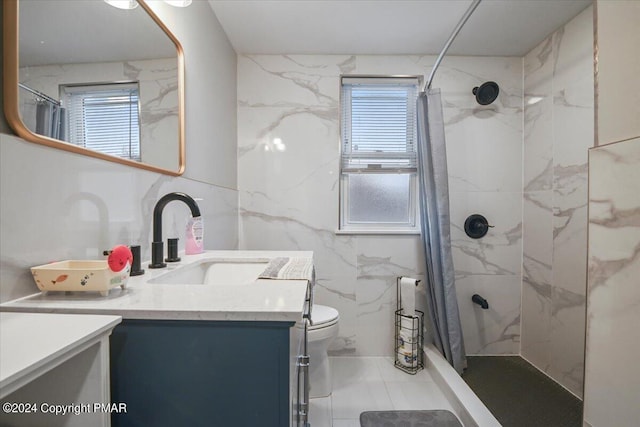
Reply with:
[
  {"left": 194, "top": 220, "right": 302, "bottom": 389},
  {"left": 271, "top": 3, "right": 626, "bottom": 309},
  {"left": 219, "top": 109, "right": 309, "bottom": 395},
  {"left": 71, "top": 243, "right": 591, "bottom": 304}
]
[{"left": 311, "top": 305, "right": 339, "bottom": 325}]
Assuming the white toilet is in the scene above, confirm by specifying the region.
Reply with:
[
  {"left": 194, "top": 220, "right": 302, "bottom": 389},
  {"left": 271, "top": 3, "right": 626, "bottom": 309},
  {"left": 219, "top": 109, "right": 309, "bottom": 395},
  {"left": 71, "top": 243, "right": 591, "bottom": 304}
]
[{"left": 307, "top": 304, "right": 340, "bottom": 398}]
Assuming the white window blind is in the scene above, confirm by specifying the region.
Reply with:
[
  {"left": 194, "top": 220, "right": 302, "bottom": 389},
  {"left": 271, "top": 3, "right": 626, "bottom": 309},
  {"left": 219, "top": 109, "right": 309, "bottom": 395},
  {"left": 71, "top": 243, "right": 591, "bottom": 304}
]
[
  {"left": 341, "top": 77, "right": 419, "bottom": 173},
  {"left": 339, "top": 76, "right": 420, "bottom": 233},
  {"left": 61, "top": 82, "right": 141, "bottom": 161}
]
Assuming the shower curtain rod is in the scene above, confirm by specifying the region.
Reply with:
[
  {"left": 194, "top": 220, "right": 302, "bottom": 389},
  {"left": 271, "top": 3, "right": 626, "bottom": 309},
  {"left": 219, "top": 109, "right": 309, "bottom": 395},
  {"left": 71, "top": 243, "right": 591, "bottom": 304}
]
[
  {"left": 18, "top": 83, "right": 61, "bottom": 106},
  {"left": 423, "top": 0, "right": 482, "bottom": 91}
]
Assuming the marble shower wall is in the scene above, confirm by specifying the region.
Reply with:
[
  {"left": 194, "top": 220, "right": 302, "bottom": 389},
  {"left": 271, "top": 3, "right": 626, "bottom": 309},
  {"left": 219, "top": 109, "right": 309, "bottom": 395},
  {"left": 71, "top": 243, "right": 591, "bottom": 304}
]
[
  {"left": 237, "top": 54, "right": 523, "bottom": 356},
  {"left": 521, "top": 6, "right": 593, "bottom": 397},
  {"left": 583, "top": 2, "right": 640, "bottom": 425},
  {"left": 583, "top": 137, "right": 640, "bottom": 427}
]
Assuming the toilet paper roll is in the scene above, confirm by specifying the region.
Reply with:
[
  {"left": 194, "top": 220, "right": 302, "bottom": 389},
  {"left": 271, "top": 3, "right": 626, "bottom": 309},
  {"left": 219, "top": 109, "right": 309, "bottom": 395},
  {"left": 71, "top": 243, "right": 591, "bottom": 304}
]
[
  {"left": 400, "top": 277, "right": 419, "bottom": 316},
  {"left": 400, "top": 315, "right": 418, "bottom": 331},
  {"left": 397, "top": 346, "right": 418, "bottom": 368},
  {"left": 399, "top": 316, "right": 418, "bottom": 344},
  {"left": 399, "top": 329, "right": 418, "bottom": 345}
]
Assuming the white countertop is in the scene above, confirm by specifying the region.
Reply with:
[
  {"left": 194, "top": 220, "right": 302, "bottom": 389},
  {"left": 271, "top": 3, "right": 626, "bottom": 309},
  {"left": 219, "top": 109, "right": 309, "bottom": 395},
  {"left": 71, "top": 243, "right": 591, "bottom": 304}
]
[
  {"left": 0, "top": 312, "right": 122, "bottom": 398},
  {"left": 0, "top": 251, "right": 312, "bottom": 323}
]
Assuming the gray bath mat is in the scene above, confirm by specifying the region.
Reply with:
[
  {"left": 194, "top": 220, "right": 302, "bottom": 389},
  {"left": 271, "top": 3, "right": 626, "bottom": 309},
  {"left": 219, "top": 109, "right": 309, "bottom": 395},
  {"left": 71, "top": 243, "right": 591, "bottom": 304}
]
[{"left": 360, "top": 410, "right": 463, "bottom": 427}]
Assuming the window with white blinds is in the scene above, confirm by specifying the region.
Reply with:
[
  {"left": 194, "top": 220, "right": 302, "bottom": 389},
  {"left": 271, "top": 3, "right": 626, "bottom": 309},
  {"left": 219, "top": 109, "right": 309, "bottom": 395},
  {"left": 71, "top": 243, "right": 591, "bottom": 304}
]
[
  {"left": 341, "top": 77, "right": 418, "bottom": 173},
  {"left": 339, "top": 76, "right": 421, "bottom": 233},
  {"left": 61, "top": 82, "right": 141, "bottom": 161}
]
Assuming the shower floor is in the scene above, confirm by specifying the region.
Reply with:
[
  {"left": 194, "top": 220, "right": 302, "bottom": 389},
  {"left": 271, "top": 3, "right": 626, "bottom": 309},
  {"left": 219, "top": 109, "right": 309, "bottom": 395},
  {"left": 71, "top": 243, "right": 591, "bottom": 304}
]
[{"left": 462, "top": 356, "right": 582, "bottom": 427}]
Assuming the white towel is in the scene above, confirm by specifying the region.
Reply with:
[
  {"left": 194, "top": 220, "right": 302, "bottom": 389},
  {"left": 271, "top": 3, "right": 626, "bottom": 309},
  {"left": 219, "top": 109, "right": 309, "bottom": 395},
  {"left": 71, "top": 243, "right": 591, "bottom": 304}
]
[{"left": 258, "top": 257, "right": 314, "bottom": 281}]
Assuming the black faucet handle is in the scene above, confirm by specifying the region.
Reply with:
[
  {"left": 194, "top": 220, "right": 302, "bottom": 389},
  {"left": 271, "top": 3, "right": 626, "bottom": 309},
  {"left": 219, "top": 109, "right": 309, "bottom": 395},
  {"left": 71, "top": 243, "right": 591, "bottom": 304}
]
[
  {"left": 165, "top": 238, "right": 181, "bottom": 263},
  {"left": 130, "top": 245, "right": 145, "bottom": 276},
  {"left": 149, "top": 241, "right": 167, "bottom": 269}
]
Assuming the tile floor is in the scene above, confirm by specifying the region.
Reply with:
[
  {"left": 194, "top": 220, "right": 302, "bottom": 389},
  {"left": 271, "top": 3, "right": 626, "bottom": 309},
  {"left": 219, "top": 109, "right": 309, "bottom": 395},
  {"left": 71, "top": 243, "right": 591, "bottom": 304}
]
[{"left": 309, "top": 357, "right": 458, "bottom": 427}]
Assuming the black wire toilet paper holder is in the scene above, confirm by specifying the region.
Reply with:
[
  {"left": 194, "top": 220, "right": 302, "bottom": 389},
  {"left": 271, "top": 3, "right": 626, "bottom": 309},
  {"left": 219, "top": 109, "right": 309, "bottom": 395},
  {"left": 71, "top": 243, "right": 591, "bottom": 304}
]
[{"left": 394, "top": 277, "right": 424, "bottom": 374}]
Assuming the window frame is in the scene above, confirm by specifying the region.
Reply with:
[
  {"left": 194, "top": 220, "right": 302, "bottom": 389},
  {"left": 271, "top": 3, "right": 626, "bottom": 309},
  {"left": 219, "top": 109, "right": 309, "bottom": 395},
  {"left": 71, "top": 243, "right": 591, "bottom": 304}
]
[
  {"left": 338, "top": 75, "right": 422, "bottom": 234},
  {"left": 60, "top": 81, "right": 142, "bottom": 162}
]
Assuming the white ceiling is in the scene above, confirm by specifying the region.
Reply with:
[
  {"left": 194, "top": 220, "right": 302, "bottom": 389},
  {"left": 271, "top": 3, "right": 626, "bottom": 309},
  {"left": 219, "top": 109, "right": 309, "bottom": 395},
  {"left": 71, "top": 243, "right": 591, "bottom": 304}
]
[{"left": 207, "top": 0, "right": 592, "bottom": 56}]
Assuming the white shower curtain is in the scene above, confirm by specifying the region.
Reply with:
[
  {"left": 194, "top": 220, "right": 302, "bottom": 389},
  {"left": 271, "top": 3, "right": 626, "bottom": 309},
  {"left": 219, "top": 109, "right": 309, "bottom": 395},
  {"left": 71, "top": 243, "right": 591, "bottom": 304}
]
[{"left": 416, "top": 88, "right": 467, "bottom": 374}]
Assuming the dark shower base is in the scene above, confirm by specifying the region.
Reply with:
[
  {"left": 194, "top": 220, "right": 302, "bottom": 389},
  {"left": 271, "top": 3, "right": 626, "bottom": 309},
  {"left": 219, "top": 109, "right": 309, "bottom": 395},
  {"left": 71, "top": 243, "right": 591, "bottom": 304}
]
[{"left": 461, "top": 356, "right": 582, "bottom": 427}]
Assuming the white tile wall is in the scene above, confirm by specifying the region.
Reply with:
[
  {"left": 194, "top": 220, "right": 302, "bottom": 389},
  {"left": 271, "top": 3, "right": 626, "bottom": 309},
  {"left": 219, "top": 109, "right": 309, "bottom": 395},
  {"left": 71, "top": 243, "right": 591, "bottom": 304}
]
[
  {"left": 584, "top": 137, "right": 640, "bottom": 427},
  {"left": 0, "top": 133, "right": 238, "bottom": 303},
  {"left": 237, "top": 54, "right": 523, "bottom": 356},
  {"left": 521, "top": 6, "right": 593, "bottom": 397},
  {"left": 583, "top": 2, "right": 640, "bottom": 424}
]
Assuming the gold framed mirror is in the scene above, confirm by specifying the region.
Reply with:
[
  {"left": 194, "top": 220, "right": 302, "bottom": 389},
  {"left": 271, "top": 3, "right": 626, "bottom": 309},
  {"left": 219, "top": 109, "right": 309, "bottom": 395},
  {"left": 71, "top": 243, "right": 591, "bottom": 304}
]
[{"left": 2, "top": 0, "right": 185, "bottom": 175}]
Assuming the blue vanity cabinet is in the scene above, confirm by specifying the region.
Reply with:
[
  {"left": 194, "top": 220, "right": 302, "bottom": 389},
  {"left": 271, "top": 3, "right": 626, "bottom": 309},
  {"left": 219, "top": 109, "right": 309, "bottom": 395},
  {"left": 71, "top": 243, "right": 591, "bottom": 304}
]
[{"left": 109, "top": 319, "right": 294, "bottom": 427}]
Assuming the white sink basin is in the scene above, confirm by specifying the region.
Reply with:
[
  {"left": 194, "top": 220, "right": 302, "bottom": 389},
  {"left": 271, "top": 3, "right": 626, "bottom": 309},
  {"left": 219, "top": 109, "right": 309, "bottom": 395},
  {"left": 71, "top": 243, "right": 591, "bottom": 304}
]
[{"left": 148, "top": 259, "right": 269, "bottom": 285}]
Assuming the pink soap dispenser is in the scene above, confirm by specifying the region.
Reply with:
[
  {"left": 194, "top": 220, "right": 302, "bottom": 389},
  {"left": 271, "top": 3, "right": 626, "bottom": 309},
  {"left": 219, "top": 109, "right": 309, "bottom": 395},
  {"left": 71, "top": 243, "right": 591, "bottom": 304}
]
[{"left": 185, "top": 216, "right": 204, "bottom": 254}]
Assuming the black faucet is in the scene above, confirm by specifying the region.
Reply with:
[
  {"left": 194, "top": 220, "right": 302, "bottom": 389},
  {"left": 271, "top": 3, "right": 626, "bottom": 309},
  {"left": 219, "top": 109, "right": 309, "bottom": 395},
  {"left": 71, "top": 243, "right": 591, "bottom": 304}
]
[
  {"left": 149, "top": 192, "right": 201, "bottom": 269},
  {"left": 472, "top": 294, "right": 489, "bottom": 310}
]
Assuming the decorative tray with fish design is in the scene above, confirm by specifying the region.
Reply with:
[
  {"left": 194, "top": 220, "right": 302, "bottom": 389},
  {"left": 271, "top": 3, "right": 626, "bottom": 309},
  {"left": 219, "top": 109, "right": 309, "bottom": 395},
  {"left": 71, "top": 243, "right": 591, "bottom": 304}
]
[{"left": 30, "top": 259, "right": 131, "bottom": 297}]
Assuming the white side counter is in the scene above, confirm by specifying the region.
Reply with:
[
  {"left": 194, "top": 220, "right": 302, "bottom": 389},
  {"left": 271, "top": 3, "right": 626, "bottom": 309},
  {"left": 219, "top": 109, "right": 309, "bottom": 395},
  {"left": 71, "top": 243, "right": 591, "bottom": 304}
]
[{"left": 0, "top": 312, "right": 122, "bottom": 426}]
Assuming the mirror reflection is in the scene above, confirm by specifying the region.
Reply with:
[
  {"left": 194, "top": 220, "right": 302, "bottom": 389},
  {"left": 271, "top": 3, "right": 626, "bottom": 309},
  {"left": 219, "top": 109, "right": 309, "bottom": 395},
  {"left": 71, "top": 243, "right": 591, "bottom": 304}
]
[{"left": 15, "top": 0, "right": 183, "bottom": 173}]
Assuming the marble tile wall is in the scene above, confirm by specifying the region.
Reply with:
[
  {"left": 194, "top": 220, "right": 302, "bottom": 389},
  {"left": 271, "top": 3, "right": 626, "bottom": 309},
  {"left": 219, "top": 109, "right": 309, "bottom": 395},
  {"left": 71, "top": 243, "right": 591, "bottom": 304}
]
[
  {"left": 583, "top": 2, "right": 640, "bottom": 425},
  {"left": 237, "top": 54, "right": 523, "bottom": 356},
  {"left": 0, "top": 1, "right": 238, "bottom": 303},
  {"left": 0, "top": 133, "right": 238, "bottom": 303},
  {"left": 583, "top": 137, "right": 640, "bottom": 427},
  {"left": 521, "top": 6, "right": 593, "bottom": 397}
]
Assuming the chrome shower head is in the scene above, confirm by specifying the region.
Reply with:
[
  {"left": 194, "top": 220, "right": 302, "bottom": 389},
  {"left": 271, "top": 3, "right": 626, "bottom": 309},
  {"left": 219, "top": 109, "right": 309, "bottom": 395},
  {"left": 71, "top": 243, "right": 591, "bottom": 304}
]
[{"left": 472, "top": 81, "right": 499, "bottom": 105}]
